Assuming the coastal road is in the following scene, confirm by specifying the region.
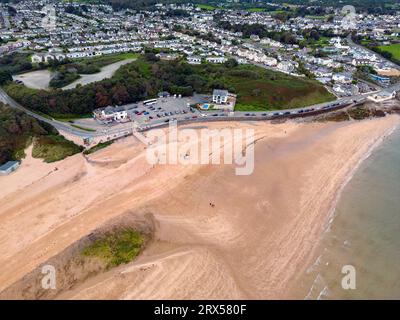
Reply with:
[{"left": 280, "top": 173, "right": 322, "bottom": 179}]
[
  {"left": 1, "top": 80, "right": 400, "bottom": 140},
  {"left": 0, "top": 88, "right": 95, "bottom": 138},
  {"left": 0, "top": 87, "right": 137, "bottom": 141}
]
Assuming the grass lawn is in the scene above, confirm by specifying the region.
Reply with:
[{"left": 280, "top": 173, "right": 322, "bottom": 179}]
[
  {"left": 82, "top": 228, "right": 144, "bottom": 268},
  {"left": 52, "top": 113, "right": 93, "bottom": 122},
  {"left": 196, "top": 4, "right": 217, "bottom": 10},
  {"left": 222, "top": 65, "right": 335, "bottom": 111},
  {"left": 377, "top": 43, "right": 400, "bottom": 60},
  {"left": 248, "top": 8, "right": 266, "bottom": 12},
  {"left": 70, "top": 124, "right": 96, "bottom": 132},
  {"left": 32, "top": 135, "right": 83, "bottom": 163}
]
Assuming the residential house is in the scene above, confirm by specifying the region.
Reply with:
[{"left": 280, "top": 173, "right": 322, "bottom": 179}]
[
  {"left": 187, "top": 55, "right": 202, "bottom": 64},
  {"left": 212, "top": 89, "right": 229, "bottom": 104},
  {"left": 206, "top": 56, "right": 227, "bottom": 64},
  {"left": 0, "top": 161, "right": 19, "bottom": 175},
  {"left": 332, "top": 72, "right": 353, "bottom": 84}
]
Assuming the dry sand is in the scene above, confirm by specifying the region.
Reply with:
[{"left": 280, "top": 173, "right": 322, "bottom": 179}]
[{"left": 0, "top": 116, "right": 399, "bottom": 299}]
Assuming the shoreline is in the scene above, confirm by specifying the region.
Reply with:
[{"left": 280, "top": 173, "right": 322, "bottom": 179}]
[{"left": 300, "top": 119, "right": 400, "bottom": 300}]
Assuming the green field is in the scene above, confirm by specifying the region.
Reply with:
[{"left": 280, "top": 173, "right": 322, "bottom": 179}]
[
  {"left": 247, "top": 8, "right": 266, "bottom": 12},
  {"left": 52, "top": 113, "right": 93, "bottom": 122},
  {"left": 377, "top": 43, "right": 400, "bottom": 60},
  {"left": 82, "top": 229, "right": 144, "bottom": 268},
  {"left": 70, "top": 124, "right": 96, "bottom": 132},
  {"left": 196, "top": 4, "right": 217, "bottom": 10},
  {"left": 219, "top": 65, "right": 335, "bottom": 111}
]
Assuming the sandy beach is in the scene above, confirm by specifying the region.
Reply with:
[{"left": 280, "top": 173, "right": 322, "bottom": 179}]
[{"left": 0, "top": 116, "right": 399, "bottom": 299}]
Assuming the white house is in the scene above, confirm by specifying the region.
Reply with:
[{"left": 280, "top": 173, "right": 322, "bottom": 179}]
[
  {"left": 332, "top": 72, "right": 353, "bottom": 84},
  {"left": 206, "top": 56, "right": 227, "bottom": 64},
  {"left": 212, "top": 89, "right": 229, "bottom": 104},
  {"left": 260, "top": 38, "right": 283, "bottom": 48},
  {"left": 31, "top": 52, "right": 66, "bottom": 64},
  {"left": 31, "top": 53, "right": 44, "bottom": 64},
  {"left": 277, "top": 61, "right": 295, "bottom": 73},
  {"left": 93, "top": 105, "right": 137, "bottom": 123},
  {"left": 187, "top": 55, "right": 202, "bottom": 64}
]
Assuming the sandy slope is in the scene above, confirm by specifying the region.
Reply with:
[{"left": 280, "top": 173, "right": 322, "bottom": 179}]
[{"left": 0, "top": 117, "right": 398, "bottom": 299}]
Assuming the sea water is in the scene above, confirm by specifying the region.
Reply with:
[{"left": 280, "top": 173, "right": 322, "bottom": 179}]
[{"left": 296, "top": 126, "right": 400, "bottom": 299}]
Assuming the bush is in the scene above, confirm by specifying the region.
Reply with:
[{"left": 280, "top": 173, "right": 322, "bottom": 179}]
[{"left": 82, "top": 229, "right": 144, "bottom": 268}]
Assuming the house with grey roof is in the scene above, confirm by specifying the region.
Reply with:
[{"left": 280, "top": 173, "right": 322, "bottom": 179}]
[
  {"left": 212, "top": 89, "right": 229, "bottom": 104},
  {"left": 0, "top": 161, "right": 20, "bottom": 175}
]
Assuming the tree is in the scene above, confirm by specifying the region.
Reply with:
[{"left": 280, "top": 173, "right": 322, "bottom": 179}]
[
  {"left": 224, "top": 58, "right": 238, "bottom": 68},
  {"left": 0, "top": 70, "right": 12, "bottom": 84}
]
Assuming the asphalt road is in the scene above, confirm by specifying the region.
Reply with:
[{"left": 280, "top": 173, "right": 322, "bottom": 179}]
[
  {"left": 1, "top": 80, "right": 400, "bottom": 139},
  {"left": 0, "top": 88, "right": 98, "bottom": 137}
]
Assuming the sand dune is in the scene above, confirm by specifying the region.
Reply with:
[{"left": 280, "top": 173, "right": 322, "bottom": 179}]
[{"left": 0, "top": 117, "right": 398, "bottom": 299}]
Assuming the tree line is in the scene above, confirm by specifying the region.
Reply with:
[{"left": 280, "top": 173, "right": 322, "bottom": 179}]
[{"left": 4, "top": 55, "right": 241, "bottom": 117}]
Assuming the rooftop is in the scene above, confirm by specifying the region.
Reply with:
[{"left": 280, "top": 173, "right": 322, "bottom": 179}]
[
  {"left": 213, "top": 89, "right": 228, "bottom": 97},
  {"left": 0, "top": 161, "right": 19, "bottom": 172}
]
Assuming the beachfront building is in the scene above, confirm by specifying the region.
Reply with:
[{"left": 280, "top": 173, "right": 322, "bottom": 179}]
[
  {"left": 0, "top": 161, "right": 20, "bottom": 175},
  {"left": 93, "top": 104, "right": 138, "bottom": 123},
  {"left": 212, "top": 89, "right": 229, "bottom": 104},
  {"left": 210, "top": 89, "right": 237, "bottom": 111}
]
